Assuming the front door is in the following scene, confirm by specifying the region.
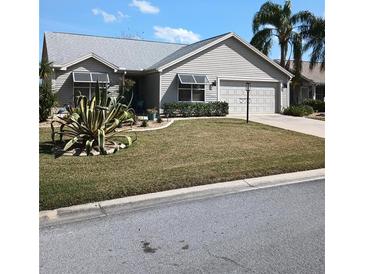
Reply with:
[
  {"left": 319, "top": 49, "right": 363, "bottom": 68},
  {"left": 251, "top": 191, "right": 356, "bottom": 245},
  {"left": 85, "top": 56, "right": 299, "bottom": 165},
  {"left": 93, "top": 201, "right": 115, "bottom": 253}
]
[{"left": 299, "top": 87, "right": 309, "bottom": 103}]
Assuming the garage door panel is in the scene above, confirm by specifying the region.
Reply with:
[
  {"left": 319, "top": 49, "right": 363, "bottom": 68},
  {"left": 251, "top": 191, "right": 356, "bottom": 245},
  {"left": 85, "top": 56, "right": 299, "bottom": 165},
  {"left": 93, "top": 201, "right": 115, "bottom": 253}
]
[{"left": 220, "top": 80, "right": 276, "bottom": 114}]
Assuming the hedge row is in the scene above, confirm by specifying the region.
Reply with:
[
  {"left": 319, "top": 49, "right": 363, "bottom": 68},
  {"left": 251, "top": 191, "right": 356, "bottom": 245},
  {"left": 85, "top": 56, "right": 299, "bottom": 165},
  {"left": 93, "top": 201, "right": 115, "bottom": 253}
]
[
  {"left": 302, "top": 99, "right": 325, "bottom": 112},
  {"left": 282, "top": 105, "right": 314, "bottom": 117},
  {"left": 163, "top": 102, "right": 229, "bottom": 117}
]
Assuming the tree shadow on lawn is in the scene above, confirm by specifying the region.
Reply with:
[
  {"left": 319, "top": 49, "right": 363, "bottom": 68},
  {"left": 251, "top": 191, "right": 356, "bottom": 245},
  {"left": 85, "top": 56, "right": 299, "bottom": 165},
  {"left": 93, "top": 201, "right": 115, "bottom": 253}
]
[
  {"left": 39, "top": 141, "right": 66, "bottom": 158},
  {"left": 39, "top": 141, "right": 54, "bottom": 155}
]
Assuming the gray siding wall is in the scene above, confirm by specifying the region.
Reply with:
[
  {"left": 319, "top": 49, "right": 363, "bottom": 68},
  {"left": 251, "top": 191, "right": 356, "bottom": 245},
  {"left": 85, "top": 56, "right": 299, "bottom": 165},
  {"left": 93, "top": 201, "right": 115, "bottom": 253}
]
[
  {"left": 281, "top": 86, "right": 289, "bottom": 110},
  {"left": 160, "top": 37, "right": 290, "bottom": 108},
  {"left": 138, "top": 72, "right": 160, "bottom": 110},
  {"left": 53, "top": 58, "right": 121, "bottom": 106}
]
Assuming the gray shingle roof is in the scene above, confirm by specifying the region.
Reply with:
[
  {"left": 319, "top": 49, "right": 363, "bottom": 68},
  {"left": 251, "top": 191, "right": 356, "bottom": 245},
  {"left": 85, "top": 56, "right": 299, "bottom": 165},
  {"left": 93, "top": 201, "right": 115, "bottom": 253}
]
[
  {"left": 44, "top": 32, "right": 186, "bottom": 71},
  {"left": 277, "top": 60, "right": 325, "bottom": 84},
  {"left": 45, "top": 32, "right": 293, "bottom": 78},
  {"left": 147, "top": 33, "right": 230, "bottom": 69}
]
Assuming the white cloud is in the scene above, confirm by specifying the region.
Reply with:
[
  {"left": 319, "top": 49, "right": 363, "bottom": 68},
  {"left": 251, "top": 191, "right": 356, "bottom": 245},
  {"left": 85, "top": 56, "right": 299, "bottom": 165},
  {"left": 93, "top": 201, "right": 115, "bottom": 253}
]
[
  {"left": 92, "top": 8, "right": 129, "bottom": 23},
  {"left": 117, "top": 11, "right": 129, "bottom": 19},
  {"left": 129, "top": 0, "right": 160, "bottom": 14},
  {"left": 153, "top": 26, "right": 200, "bottom": 43}
]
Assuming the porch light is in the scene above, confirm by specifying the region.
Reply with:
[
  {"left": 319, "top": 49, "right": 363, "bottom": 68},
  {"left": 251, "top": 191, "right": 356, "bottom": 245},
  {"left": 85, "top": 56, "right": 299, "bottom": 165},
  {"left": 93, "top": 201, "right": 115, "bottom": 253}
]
[{"left": 209, "top": 80, "right": 216, "bottom": 90}]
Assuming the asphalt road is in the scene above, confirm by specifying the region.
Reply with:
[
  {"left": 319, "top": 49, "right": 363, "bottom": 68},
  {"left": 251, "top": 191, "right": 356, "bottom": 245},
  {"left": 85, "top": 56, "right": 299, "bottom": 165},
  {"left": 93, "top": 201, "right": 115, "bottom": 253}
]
[{"left": 40, "top": 179, "right": 325, "bottom": 274}]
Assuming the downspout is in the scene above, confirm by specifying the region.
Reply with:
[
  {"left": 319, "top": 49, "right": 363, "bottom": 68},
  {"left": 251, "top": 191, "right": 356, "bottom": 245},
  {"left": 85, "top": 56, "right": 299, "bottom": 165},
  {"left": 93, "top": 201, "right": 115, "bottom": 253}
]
[{"left": 158, "top": 69, "right": 162, "bottom": 114}]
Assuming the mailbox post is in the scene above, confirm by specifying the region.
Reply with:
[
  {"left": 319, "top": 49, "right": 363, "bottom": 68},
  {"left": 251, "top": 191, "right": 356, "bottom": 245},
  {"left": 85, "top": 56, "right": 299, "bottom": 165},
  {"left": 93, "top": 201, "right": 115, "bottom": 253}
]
[{"left": 245, "top": 82, "right": 251, "bottom": 123}]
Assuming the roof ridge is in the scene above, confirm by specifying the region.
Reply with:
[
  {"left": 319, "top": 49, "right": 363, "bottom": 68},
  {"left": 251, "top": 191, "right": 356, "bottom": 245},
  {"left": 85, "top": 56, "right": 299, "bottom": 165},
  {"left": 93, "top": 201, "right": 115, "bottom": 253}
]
[
  {"left": 183, "top": 32, "right": 231, "bottom": 47},
  {"left": 45, "top": 31, "right": 188, "bottom": 46}
]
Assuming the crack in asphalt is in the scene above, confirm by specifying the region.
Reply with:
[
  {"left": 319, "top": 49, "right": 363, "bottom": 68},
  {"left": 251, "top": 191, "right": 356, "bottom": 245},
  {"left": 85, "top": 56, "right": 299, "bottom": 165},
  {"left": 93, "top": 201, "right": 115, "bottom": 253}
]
[{"left": 205, "top": 247, "right": 252, "bottom": 273}]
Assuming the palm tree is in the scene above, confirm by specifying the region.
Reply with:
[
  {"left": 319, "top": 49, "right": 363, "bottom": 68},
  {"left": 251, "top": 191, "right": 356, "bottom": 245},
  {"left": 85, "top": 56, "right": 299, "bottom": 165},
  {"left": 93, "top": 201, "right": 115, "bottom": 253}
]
[
  {"left": 39, "top": 60, "right": 53, "bottom": 81},
  {"left": 39, "top": 60, "right": 56, "bottom": 121},
  {"left": 301, "top": 16, "right": 325, "bottom": 71},
  {"left": 250, "top": 0, "right": 313, "bottom": 70}
]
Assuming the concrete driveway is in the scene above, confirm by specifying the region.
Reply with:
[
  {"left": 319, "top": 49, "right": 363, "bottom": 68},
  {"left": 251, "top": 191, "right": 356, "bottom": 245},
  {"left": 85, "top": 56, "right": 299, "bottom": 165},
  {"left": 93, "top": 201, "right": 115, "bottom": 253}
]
[{"left": 242, "top": 114, "right": 324, "bottom": 138}]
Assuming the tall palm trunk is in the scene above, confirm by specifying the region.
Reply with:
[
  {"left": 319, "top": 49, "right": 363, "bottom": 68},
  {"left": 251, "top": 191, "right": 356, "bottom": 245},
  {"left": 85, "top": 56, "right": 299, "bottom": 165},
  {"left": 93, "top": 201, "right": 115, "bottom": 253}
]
[{"left": 279, "top": 42, "right": 287, "bottom": 67}]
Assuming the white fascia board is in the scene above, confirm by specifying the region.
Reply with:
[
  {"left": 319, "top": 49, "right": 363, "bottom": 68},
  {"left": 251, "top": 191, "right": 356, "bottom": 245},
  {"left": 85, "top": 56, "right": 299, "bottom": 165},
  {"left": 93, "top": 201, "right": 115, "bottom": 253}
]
[{"left": 60, "top": 53, "right": 119, "bottom": 71}]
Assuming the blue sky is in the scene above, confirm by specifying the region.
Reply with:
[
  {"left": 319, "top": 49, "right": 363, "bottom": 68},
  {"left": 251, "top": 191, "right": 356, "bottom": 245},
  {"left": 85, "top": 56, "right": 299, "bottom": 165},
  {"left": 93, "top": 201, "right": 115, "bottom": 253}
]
[{"left": 40, "top": 0, "right": 324, "bottom": 60}]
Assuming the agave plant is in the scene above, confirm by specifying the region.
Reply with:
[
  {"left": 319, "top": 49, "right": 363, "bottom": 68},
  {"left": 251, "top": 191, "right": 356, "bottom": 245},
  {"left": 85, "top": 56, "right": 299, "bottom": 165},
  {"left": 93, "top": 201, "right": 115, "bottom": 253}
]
[{"left": 51, "top": 82, "right": 136, "bottom": 156}]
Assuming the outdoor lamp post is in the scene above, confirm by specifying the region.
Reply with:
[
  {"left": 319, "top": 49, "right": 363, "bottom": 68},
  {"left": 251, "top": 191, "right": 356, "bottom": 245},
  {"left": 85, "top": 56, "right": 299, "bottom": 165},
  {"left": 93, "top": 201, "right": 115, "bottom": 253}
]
[{"left": 246, "top": 82, "right": 251, "bottom": 123}]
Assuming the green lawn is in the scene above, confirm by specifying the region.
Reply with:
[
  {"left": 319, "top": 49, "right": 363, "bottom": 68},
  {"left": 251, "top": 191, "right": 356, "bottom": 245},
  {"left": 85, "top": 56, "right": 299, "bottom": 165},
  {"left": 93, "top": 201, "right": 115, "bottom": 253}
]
[{"left": 39, "top": 118, "right": 325, "bottom": 210}]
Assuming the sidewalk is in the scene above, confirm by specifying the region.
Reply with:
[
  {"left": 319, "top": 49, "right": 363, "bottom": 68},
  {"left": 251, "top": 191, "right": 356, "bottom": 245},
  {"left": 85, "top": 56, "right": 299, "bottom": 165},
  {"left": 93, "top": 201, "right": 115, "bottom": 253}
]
[{"left": 40, "top": 168, "right": 324, "bottom": 227}]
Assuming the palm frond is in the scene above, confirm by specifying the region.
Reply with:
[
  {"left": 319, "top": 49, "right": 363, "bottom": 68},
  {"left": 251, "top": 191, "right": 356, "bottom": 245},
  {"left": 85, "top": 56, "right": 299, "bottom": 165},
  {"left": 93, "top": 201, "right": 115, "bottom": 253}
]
[
  {"left": 39, "top": 60, "right": 54, "bottom": 80},
  {"left": 302, "top": 16, "right": 325, "bottom": 71},
  {"left": 282, "top": 0, "right": 292, "bottom": 18},
  {"left": 252, "top": 1, "right": 282, "bottom": 33},
  {"left": 250, "top": 28, "right": 274, "bottom": 55},
  {"left": 291, "top": 11, "right": 315, "bottom": 26}
]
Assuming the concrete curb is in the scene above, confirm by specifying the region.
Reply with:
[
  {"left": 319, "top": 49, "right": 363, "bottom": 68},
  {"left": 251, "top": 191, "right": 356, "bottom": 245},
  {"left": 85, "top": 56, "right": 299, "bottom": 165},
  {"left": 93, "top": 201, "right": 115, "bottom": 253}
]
[
  {"left": 130, "top": 119, "right": 174, "bottom": 132},
  {"left": 40, "top": 168, "right": 324, "bottom": 227}
]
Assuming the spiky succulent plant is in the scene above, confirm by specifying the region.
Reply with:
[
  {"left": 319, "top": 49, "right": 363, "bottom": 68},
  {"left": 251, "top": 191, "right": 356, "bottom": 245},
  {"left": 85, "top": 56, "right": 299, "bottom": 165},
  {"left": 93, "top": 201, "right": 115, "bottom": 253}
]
[{"left": 51, "top": 82, "right": 136, "bottom": 156}]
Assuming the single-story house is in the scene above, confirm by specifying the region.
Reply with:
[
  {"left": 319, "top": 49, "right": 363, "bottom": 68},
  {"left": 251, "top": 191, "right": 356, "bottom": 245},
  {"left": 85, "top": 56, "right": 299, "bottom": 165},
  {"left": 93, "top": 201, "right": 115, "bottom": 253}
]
[
  {"left": 42, "top": 31, "right": 294, "bottom": 114},
  {"left": 280, "top": 60, "right": 325, "bottom": 105}
]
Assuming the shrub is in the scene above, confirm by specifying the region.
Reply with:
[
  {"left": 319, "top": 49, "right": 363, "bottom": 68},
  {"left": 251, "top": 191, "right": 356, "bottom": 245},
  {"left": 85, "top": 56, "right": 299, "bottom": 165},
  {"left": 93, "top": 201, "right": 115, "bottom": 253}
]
[
  {"left": 141, "top": 120, "right": 148, "bottom": 127},
  {"left": 39, "top": 84, "right": 57, "bottom": 122},
  {"left": 163, "top": 102, "right": 229, "bottom": 117},
  {"left": 39, "top": 60, "right": 56, "bottom": 122},
  {"left": 156, "top": 116, "right": 163, "bottom": 123},
  {"left": 283, "top": 105, "right": 314, "bottom": 117},
  {"left": 303, "top": 99, "right": 325, "bottom": 112},
  {"left": 51, "top": 82, "right": 136, "bottom": 156}
]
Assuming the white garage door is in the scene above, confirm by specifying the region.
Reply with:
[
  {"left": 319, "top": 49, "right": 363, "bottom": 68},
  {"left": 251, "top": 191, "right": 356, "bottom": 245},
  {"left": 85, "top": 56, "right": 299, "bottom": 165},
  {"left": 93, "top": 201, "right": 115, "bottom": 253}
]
[{"left": 220, "top": 80, "right": 277, "bottom": 114}]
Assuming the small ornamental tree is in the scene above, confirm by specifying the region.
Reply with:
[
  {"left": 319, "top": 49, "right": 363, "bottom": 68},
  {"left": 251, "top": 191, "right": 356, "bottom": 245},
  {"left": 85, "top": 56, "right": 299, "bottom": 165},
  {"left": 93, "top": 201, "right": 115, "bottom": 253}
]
[
  {"left": 39, "top": 60, "right": 56, "bottom": 122},
  {"left": 51, "top": 82, "right": 137, "bottom": 156}
]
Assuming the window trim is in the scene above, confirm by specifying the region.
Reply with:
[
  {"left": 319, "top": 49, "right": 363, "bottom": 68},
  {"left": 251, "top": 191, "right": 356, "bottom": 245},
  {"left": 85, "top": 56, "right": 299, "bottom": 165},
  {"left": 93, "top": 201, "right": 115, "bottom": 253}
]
[
  {"left": 72, "top": 71, "right": 109, "bottom": 103},
  {"left": 177, "top": 79, "right": 206, "bottom": 102},
  {"left": 73, "top": 82, "right": 108, "bottom": 101}
]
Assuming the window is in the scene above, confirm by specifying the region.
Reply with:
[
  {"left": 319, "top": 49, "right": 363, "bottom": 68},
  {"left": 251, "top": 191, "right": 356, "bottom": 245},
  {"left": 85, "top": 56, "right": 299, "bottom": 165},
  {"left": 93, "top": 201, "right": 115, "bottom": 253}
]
[
  {"left": 178, "top": 88, "right": 191, "bottom": 101},
  {"left": 192, "top": 84, "right": 205, "bottom": 101},
  {"left": 177, "top": 74, "right": 208, "bottom": 102},
  {"left": 74, "top": 83, "right": 90, "bottom": 98},
  {"left": 73, "top": 75, "right": 107, "bottom": 100},
  {"left": 73, "top": 71, "right": 108, "bottom": 102},
  {"left": 178, "top": 82, "right": 205, "bottom": 102}
]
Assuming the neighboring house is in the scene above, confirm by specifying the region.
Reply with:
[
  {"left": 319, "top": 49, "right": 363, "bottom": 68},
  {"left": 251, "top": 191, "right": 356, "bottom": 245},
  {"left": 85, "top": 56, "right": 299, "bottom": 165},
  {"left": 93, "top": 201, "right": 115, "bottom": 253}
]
[
  {"left": 42, "top": 32, "right": 293, "bottom": 114},
  {"left": 278, "top": 60, "right": 325, "bottom": 105}
]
